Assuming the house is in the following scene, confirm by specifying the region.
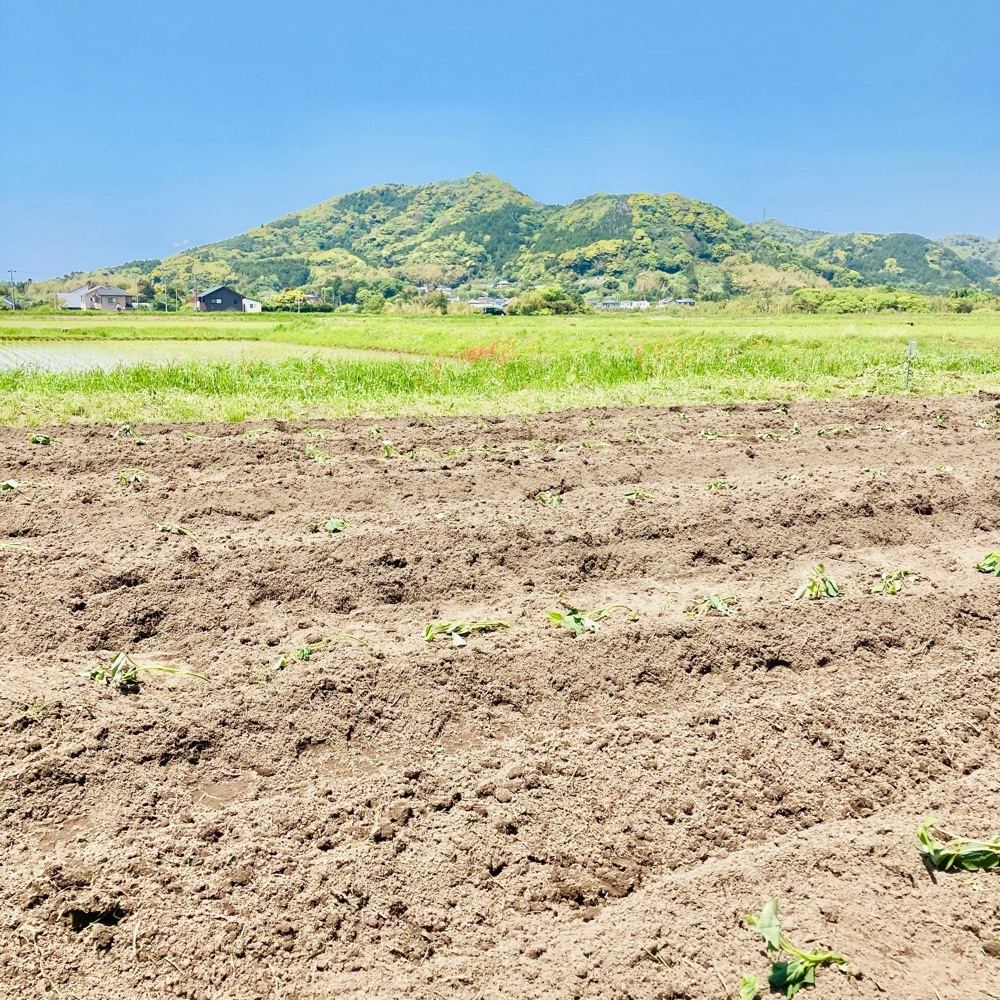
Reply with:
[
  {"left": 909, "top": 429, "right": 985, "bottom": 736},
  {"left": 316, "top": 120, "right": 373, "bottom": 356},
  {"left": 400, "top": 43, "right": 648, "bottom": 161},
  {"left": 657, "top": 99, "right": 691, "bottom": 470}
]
[
  {"left": 3, "top": 295, "right": 20, "bottom": 310},
  {"left": 83, "top": 286, "right": 133, "bottom": 311},
  {"left": 243, "top": 298, "right": 262, "bottom": 314},
  {"left": 674, "top": 297, "right": 696, "bottom": 306},
  {"left": 195, "top": 285, "right": 245, "bottom": 312},
  {"left": 57, "top": 284, "right": 93, "bottom": 309},
  {"left": 596, "top": 299, "right": 650, "bottom": 311},
  {"left": 468, "top": 297, "right": 511, "bottom": 313},
  {"left": 304, "top": 293, "right": 319, "bottom": 305}
]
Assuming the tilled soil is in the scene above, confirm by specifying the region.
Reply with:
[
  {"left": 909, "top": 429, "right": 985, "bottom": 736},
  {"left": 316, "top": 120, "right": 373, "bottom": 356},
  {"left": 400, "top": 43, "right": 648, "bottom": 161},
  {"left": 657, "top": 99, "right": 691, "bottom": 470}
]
[{"left": 2, "top": 396, "right": 1000, "bottom": 999}]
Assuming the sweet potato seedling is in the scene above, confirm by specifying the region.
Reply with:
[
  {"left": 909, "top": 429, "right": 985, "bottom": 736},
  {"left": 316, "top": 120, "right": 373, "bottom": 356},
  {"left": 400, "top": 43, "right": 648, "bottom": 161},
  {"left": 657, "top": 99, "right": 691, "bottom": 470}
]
[
  {"left": 706, "top": 479, "right": 736, "bottom": 490},
  {"left": 1, "top": 480, "right": 21, "bottom": 492},
  {"left": 156, "top": 522, "right": 200, "bottom": 541},
  {"left": 305, "top": 443, "right": 333, "bottom": 463},
  {"left": 89, "top": 651, "right": 207, "bottom": 692},
  {"left": 308, "top": 517, "right": 351, "bottom": 533},
  {"left": 976, "top": 550, "right": 1000, "bottom": 576},
  {"left": 113, "top": 424, "right": 147, "bottom": 445},
  {"left": 29, "top": 434, "right": 57, "bottom": 445},
  {"left": 273, "top": 633, "right": 369, "bottom": 671},
  {"left": 744, "top": 899, "right": 849, "bottom": 998},
  {"left": 817, "top": 425, "right": 856, "bottom": 437},
  {"left": 740, "top": 974, "right": 761, "bottom": 1000},
  {"left": 382, "top": 440, "right": 399, "bottom": 458},
  {"left": 624, "top": 489, "right": 654, "bottom": 504},
  {"left": 794, "top": 564, "right": 841, "bottom": 600},
  {"left": 546, "top": 603, "right": 636, "bottom": 636},
  {"left": 536, "top": 490, "right": 564, "bottom": 506},
  {"left": 118, "top": 468, "right": 144, "bottom": 485},
  {"left": 423, "top": 620, "right": 510, "bottom": 647},
  {"left": 871, "top": 569, "right": 919, "bottom": 594},
  {"left": 686, "top": 594, "right": 738, "bottom": 617},
  {"left": 0, "top": 541, "right": 36, "bottom": 553},
  {"left": 916, "top": 817, "right": 1000, "bottom": 871}
]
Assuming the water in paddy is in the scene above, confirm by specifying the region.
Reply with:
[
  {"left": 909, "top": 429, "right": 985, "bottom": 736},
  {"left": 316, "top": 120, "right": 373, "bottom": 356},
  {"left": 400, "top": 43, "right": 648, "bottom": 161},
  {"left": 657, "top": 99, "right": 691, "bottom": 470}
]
[{"left": 0, "top": 340, "right": 418, "bottom": 372}]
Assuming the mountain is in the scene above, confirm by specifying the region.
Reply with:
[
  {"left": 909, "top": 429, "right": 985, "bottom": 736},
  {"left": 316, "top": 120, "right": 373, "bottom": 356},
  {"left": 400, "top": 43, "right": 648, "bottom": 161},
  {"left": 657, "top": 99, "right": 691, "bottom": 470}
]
[
  {"left": 937, "top": 233, "right": 1000, "bottom": 274},
  {"left": 47, "top": 175, "right": 1000, "bottom": 300}
]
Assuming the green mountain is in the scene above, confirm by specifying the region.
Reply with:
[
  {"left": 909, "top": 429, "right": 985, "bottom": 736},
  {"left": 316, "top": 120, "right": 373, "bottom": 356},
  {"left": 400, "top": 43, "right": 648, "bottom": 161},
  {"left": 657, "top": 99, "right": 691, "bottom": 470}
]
[
  {"left": 937, "top": 233, "right": 1000, "bottom": 274},
  {"left": 48, "top": 174, "right": 1000, "bottom": 300}
]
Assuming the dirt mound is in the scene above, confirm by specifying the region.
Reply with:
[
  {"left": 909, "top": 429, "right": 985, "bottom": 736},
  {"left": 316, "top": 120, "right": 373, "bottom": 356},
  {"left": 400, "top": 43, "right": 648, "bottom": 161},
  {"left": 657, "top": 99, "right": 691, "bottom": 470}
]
[{"left": 2, "top": 397, "right": 1000, "bottom": 998}]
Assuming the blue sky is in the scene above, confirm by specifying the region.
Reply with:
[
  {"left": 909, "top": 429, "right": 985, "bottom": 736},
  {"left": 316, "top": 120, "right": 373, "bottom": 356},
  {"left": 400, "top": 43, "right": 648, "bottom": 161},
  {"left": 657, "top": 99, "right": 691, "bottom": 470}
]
[{"left": 3, "top": 0, "right": 998, "bottom": 278}]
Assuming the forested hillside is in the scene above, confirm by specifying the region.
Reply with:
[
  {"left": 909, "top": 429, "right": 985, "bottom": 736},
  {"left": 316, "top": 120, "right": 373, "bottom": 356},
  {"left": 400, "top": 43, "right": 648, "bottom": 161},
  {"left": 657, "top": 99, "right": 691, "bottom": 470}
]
[{"left": 42, "top": 174, "right": 1000, "bottom": 302}]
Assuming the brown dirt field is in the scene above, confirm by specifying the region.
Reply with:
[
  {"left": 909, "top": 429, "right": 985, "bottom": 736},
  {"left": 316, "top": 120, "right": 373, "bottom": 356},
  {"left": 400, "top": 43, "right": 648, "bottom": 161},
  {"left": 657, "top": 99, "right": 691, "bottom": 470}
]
[{"left": 3, "top": 396, "right": 1000, "bottom": 1000}]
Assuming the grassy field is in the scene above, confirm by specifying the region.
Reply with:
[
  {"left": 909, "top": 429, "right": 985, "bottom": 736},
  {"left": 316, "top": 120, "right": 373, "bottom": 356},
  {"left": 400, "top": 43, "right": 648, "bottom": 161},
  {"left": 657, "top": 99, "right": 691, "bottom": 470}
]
[{"left": 2, "top": 312, "right": 999, "bottom": 424}]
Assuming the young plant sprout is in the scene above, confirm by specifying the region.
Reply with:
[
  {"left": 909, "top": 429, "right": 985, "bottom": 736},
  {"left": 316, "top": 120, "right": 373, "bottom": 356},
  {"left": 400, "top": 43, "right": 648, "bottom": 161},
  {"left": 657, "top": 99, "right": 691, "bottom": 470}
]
[
  {"left": 871, "top": 569, "right": 919, "bottom": 594},
  {"left": 113, "top": 424, "right": 147, "bottom": 444},
  {"left": 305, "top": 443, "right": 333, "bottom": 463},
  {"left": 706, "top": 479, "right": 736, "bottom": 490},
  {"left": 794, "top": 564, "right": 841, "bottom": 600},
  {"left": 740, "top": 974, "right": 761, "bottom": 1000},
  {"left": 89, "top": 651, "right": 207, "bottom": 691},
  {"left": 817, "top": 425, "right": 856, "bottom": 437},
  {"left": 118, "top": 468, "right": 144, "bottom": 485},
  {"left": 916, "top": 817, "right": 1000, "bottom": 871},
  {"left": 536, "top": 490, "right": 564, "bottom": 506},
  {"left": 686, "top": 594, "right": 738, "bottom": 617},
  {"left": 382, "top": 440, "right": 398, "bottom": 458},
  {"left": 156, "top": 522, "right": 200, "bottom": 541},
  {"left": 308, "top": 517, "right": 351, "bottom": 533},
  {"left": 546, "top": 603, "right": 636, "bottom": 636},
  {"left": 744, "top": 899, "right": 849, "bottom": 998},
  {"left": 976, "top": 550, "right": 1000, "bottom": 576},
  {"left": 29, "top": 433, "right": 56, "bottom": 445},
  {"left": 423, "top": 620, "right": 510, "bottom": 647},
  {"left": 273, "top": 633, "right": 369, "bottom": 670},
  {"left": 0, "top": 541, "right": 36, "bottom": 553},
  {"left": 1, "top": 480, "right": 21, "bottom": 491},
  {"left": 624, "top": 489, "right": 654, "bottom": 504}
]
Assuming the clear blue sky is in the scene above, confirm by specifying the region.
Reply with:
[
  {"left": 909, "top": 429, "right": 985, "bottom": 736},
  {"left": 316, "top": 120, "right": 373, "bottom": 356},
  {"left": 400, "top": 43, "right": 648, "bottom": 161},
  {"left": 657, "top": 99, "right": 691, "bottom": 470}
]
[{"left": 3, "top": 0, "right": 998, "bottom": 278}]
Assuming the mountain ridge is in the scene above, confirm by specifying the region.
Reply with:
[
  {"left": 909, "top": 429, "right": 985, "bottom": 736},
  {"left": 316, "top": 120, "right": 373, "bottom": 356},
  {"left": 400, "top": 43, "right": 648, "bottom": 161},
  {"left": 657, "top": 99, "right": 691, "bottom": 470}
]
[{"left": 47, "top": 174, "right": 1000, "bottom": 300}]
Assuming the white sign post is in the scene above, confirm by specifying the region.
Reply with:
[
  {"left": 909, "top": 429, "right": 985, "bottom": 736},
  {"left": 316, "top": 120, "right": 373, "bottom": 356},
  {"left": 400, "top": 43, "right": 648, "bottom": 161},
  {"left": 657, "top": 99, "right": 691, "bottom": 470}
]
[{"left": 905, "top": 340, "right": 917, "bottom": 391}]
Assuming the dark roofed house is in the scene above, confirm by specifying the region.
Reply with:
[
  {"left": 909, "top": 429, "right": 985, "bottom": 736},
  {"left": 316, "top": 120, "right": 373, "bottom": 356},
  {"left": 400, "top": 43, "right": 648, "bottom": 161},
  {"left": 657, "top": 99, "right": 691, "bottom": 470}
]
[
  {"left": 195, "top": 285, "right": 245, "bottom": 312},
  {"left": 84, "top": 286, "right": 133, "bottom": 311}
]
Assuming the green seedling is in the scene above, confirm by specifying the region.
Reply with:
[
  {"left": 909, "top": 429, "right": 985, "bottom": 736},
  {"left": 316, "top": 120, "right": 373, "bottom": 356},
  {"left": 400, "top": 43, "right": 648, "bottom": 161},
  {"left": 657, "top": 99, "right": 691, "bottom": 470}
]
[
  {"left": 1, "top": 480, "right": 21, "bottom": 492},
  {"left": 308, "top": 517, "right": 351, "bottom": 533},
  {"left": 794, "top": 564, "right": 841, "bottom": 600},
  {"left": 933, "top": 412, "right": 948, "bottom": 427},
  {"left": 305, "top": 443, "right": 333, "bottom": 463},
  {"left": 699, "top": 429, "right": 725, "bottom": 441},
  {"left": 933, "top": 464, "right": 953, "bottom": 475},
  {"left": 29, "top": 434, "right": 58, "bottom": 445},
  {"left": 273, "top": 633, "right": 369, "bottom": 671},
  {"left": 366, "top": 425, "right": 381, "bottom": 438},
  {"left": 300, "top": 428, "right": 327, "bottom": 439},
  {"left": 740, "top": 974, "right": 761, "bottom": 1000},
  {"left": 579, "top": 441, "right": 608, "bottom": 449},
  {"left": 156, "top": 522, "right": 200, "bottom": 541},
  {"left": 0, "top": 541, "right": 36, "bottom": 553},
  {"left": 118, "top": 468, "right": 144, "bottom": 485},
  {"left": 706, "top": 479, "right": 736, "bottom": 490},
  {"left": 423, "top": 620, "right": 510, "bottom": 647},
  {"left": 243, "top": 428, "right": 271, "bottom": 440},
  {"left": 686, "top": 594, "right": 738, "bottom": 617},
  {"left": 744, "top": 899, "right": 849, "bottom": 998},
  {"left": 917, "top": 817, "right": 1000, "bottom": 871},
  {"left": 546, "top": 603, "right": 636, "bottom": 636},
  {"left": 536, "top": 490, "right": 564, "bottom": 506},
  {"left": 818, "top": 425, "right": 856, "bottom": 437},
  {"left": 113, "top": 424, "right": 147, "bottom": 444},
  {"left": 871, "top": 569, "right": 919, "bottom": 594},
  {"left": 772, "top": 404, "right": 789, "bottom": 415},
  {"left": 862, "top": 467, "right": 885, "bottom": 478},
  {"left": 974, "top": 419, "right": 990, "bottom": 429},
  {"left": 624, "top": 489, "right": 654, "bottom": 504},
  {"left": 382, "top": 440, "right": 399, "bottom": 458},
  {"left": 88, "top": 651, "right": 207, "bottom": 691},
  {"left": 586, "top": 417, "right": 596, "bottom": 427},
  {"left": 976, "top": 550, "right": 1000, "bottom": 576},
  {"left": 181, "top": 433, "right": 209, "bottom": 442}
]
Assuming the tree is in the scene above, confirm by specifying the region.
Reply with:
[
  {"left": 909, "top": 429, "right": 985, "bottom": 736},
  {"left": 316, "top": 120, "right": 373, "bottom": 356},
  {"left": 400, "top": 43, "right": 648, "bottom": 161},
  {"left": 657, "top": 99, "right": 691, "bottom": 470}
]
[{"left": 357, "top": 288, "right": 385, "bottom": 314}]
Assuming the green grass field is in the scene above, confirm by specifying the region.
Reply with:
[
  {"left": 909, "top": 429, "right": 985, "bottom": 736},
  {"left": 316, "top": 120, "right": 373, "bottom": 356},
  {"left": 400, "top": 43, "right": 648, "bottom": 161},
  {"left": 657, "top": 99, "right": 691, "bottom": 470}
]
[{"left": 2, "top": 312, "right": 998, "bottom": 424}]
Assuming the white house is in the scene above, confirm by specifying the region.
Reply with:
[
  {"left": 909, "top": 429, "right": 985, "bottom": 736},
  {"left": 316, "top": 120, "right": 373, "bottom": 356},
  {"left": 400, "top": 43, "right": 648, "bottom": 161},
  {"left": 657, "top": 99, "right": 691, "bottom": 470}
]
[
  {"left": 243, "top": 298, "right": 262, "bottom": 313},
  {"left": 56, "top": 284, "right": 93, "bottom": 309}
]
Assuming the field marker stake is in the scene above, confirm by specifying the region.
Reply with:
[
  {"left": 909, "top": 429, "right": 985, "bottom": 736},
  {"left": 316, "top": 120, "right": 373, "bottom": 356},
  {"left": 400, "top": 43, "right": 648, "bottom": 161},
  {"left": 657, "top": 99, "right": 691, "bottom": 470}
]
[{"left": 905, "top": 339, "right": 917, "bottom": 391}]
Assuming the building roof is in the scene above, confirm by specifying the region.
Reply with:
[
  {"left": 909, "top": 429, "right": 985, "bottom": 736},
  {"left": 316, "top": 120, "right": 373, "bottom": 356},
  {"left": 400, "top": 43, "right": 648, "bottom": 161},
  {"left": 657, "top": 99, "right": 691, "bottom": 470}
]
[
  {"left": 88, "top": 286, "right": 131, "bottom": 296},
  {"left": 197, "top": 285, "right": 242, "bottom": 299}
]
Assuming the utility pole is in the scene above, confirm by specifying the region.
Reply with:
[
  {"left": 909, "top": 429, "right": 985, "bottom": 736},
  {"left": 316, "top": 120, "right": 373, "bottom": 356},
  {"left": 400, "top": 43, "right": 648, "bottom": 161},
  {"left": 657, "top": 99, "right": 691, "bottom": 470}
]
[{"left": 7, "top": 270, "right": 16, "bottom": 309}]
